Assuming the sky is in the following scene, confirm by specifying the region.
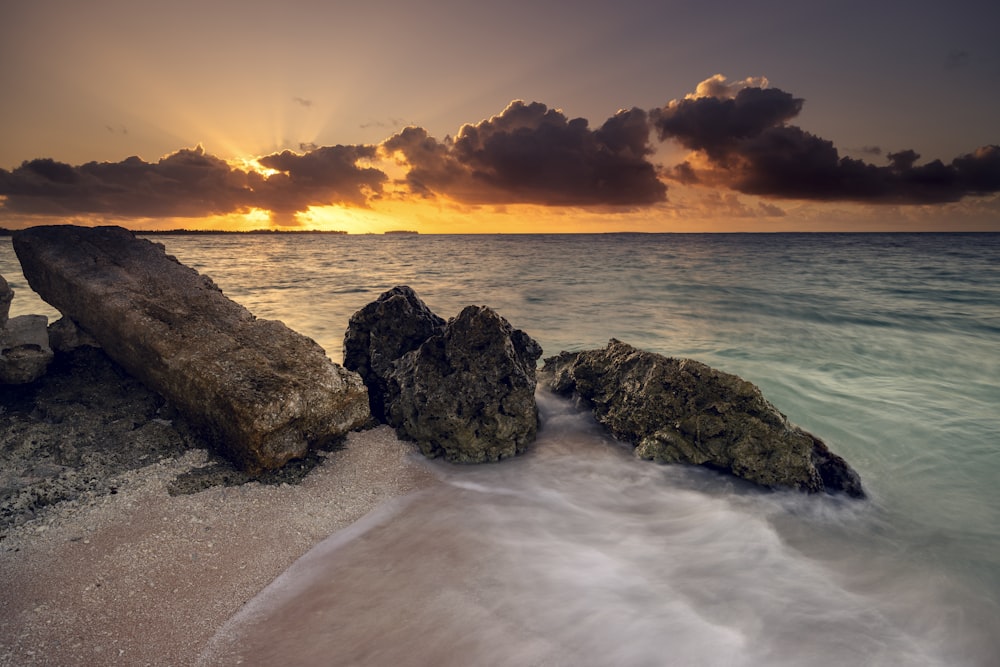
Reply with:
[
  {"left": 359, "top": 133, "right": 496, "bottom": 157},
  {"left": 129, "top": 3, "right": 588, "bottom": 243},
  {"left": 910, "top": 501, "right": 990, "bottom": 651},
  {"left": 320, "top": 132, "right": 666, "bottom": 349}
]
[{"left": 1, "top": 0, "right": 999, "bottom": 233}]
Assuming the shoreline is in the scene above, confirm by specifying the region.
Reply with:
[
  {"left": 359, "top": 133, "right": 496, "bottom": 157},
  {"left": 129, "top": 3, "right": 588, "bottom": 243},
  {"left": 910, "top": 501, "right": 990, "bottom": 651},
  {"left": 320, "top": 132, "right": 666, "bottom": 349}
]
[{"left": 0, "top": 424, "right": 436, "bottom": 666}]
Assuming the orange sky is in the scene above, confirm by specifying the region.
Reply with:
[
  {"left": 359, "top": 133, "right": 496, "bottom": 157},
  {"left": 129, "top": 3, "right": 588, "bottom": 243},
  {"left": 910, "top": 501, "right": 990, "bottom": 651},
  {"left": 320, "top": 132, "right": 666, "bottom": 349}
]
[{"left": 2, "top": 1, "right": 998, "bottom": 233}]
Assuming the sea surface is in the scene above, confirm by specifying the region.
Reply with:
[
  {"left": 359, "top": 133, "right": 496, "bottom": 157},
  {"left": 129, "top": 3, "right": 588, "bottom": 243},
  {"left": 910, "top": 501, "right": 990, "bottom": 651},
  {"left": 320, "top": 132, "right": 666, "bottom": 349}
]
[{"left": 3, "top": 232, "right": 999, "bottom": 665}]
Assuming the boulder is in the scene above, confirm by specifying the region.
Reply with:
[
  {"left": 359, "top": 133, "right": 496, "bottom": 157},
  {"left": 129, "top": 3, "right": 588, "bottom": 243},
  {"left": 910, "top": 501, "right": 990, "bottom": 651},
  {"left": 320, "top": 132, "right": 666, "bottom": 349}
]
[
  {"left": 540, "top": 339, "right": 864, "bottom": 497},
  {"left": 0, "top": 274, "right": 11, "bottom": 329},
  {"left": 12, "top": 225, "right": 370, "bottom": 472},
  {"left": 343, "top": 286, "right": 445, "bottom": 421},
  {"left": 48, "top": 316, "right": 101, "bottom": 353},
  {"left": 386, "top": 305, "right": 543, "bottom": 462},
  {"left": 1, "top": 314, "right": 54, "bottom": 384}
]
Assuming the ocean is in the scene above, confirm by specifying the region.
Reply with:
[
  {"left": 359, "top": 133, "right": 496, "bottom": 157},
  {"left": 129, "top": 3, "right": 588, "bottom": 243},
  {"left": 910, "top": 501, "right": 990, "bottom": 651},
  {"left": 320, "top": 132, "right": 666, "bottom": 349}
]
[{"left": 3, "top": 232, "right": 998, "bottom": 665}]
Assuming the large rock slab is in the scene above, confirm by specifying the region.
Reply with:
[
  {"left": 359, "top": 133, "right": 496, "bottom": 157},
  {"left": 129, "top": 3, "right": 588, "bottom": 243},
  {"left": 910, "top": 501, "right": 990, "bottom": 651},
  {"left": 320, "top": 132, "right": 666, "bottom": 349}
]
[
  {"left": 343, "top": 285, "right": 445, "bottom": 421},
  {"left": 386, "top": 305, "right": 543, "bottom": 462},
  {"left": 12, "top": 225, "right": 370, "bottom": 472},
  {"left": 540, "top": 339, "right": 864, "bottom": 497}
]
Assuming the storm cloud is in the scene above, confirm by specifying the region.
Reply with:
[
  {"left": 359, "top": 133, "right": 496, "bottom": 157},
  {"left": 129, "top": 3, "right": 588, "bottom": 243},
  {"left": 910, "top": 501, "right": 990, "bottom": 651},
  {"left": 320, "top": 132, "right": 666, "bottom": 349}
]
[
  {"left": 383, "top": 100, "right": 666, "bottom": 206},
  {"left": 652, "top": 77, "right": 1000, "bottom": 204}
]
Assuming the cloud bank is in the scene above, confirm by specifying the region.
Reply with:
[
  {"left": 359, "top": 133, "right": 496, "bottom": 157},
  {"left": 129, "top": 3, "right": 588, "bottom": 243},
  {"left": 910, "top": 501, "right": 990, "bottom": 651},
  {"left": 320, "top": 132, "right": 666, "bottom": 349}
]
[
  {"left": 1, "top": 75, "right": 997, "bottom": 225},
  {"left": 383, "top": 101, "right": 665, "bottom": 206},
  {"left": 652, "top": 76, "right": 1000, "bottom": 204}
]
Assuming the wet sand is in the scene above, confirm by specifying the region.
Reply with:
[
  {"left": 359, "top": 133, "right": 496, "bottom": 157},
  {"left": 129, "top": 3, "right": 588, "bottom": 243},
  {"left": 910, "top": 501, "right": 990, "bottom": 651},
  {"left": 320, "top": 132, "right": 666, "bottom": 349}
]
[{"left": 0, "top": 426, "right": 436, "bottom": 666}]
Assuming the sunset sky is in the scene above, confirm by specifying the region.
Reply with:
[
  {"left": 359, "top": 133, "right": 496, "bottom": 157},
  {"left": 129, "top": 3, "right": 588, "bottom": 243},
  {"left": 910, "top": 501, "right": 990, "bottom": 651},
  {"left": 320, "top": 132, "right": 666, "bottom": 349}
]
[{"left": 2, "top": 0, "right": 999, "bottom": 233}]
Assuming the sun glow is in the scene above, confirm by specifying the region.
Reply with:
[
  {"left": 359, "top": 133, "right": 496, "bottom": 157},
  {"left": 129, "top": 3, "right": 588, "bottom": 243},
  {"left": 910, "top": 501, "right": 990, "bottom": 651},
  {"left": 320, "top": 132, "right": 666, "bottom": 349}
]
[{"left": 229, "top": 156, "right": 281, "bottom": 178}]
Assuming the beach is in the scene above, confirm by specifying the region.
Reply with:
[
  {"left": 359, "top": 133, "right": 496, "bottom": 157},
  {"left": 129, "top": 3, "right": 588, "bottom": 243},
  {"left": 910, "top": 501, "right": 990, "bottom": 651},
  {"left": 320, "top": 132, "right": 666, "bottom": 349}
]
[
  {"left": 0, "top": 425, "right": 435, "bottom": 666},
  {"left": 3, "top": 232, "right": 999, "bottom": 666}
]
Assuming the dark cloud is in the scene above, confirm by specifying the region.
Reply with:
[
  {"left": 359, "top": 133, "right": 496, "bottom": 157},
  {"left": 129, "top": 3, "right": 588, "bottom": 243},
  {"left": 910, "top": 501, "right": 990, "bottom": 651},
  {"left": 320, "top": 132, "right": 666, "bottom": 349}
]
[
  {"left": 293, "top": 96, "right": 313, "bottom": 108},
  {"left": 0, "top": 145, "right": 387, "bottom": 224},
  {"left": 944, "top": 49, "right": 970, "bottom": 70},
  {"left": 652, "top": 87, "right": 803, "bottom": 161},
  {"left": 852, "top": 145, "right": 882, "bottom": 157},
  {"left": 3, "top": 82, "right": 997, "bottom": 225},
  {"left": 652, "top": 81, "right": 1000, "bottom": 204},
  {"left": 0, "top": 148, "right": 253, "bottom": 218},
  {"left": 383, "top": 100, "right": 666, "bottom": 206},
  {"left": 255, "top": 145, "right": 387, "bottom": 223},
  {"left": 360, "top": 117, "right": 409, "bottom": 130}
]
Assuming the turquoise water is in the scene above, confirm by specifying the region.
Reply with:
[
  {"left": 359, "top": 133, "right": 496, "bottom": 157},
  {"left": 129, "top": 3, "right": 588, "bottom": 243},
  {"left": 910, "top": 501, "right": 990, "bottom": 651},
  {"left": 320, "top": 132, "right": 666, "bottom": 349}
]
[{"left": 3, "top": 233, "right": 999, "bottom": 665}]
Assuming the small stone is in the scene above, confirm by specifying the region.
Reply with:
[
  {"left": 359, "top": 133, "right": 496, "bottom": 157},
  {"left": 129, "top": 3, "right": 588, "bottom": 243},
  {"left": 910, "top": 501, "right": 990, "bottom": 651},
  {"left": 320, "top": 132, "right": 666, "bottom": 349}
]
[{"left": 1, "top": 314, "right": 54, "bottom": 384}]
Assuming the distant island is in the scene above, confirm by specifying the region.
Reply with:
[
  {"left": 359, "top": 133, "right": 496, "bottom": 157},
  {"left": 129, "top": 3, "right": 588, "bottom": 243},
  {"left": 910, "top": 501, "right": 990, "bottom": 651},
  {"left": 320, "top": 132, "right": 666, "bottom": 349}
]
[
  {"left": 384, "top": 230, "right": 419, "bottom": 235},
  {"left": 0, "top": 228, "right": 353, "bottom": 236},
  {"left": 139, "top": 229, "right": 349, "bottom": 235}
]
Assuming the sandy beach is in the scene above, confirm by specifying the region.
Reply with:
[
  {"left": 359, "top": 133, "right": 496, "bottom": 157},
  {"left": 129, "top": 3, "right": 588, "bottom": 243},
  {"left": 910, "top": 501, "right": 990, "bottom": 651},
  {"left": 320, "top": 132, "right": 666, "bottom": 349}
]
[{"left": 0, "top": 426, "right": 436, "bottom": 666}]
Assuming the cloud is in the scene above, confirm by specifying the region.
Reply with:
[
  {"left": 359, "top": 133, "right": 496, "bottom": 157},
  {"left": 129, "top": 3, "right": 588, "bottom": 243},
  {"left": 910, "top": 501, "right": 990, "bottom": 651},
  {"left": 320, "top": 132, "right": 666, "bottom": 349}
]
[
  {"left": 360, "top": 117, "right": 409, "bottom": 130},
  {"left": 293, "top": 96, "right": 313, "bottom": 108},
  {"left": 254, "top": 145, "right": 387, "bottom": 223},
  {"left": 382, "top": 100, "right": 666, "bottom": 206},
  {"left": 944, "top": 49, "right": 970, "bottom": 70},
  {"left": 652, "top": 75, "right": 1000, "bottom": 204},
  {"left": 684, "top": 74, "right": 770, "bottom": 100},
  {"left": 0, "top": 144, "right": 387, "bottom": 224},
  {"left": 0, "top": 147, "right": 253, "bottom": 218},
  {"left": 856, "top": 145, "right": 882, "bottom": 157},
  {"left": 3, "top": 79, "right": 997, "bottom": 227}
]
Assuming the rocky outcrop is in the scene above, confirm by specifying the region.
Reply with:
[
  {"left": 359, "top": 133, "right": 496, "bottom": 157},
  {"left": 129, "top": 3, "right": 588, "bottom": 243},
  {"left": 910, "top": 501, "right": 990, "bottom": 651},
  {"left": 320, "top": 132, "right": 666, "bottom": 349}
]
[
  {"left": 344, "top": 288, "right": 542, "bottom": 463},
  {"left": 12, "top": 225, "right": 370, "bottom": 473},
  {"left": 387, "top": 305, "right": 543, "bottom": 462},
  {"left": 540, "top": 339, "right": 864, "bottom": 497},
  {"left": 1, "top": 274, "right": 54, "bottom": 384},
  {"left": 343, "top": 286, "right": 445, "bottom": 421}
]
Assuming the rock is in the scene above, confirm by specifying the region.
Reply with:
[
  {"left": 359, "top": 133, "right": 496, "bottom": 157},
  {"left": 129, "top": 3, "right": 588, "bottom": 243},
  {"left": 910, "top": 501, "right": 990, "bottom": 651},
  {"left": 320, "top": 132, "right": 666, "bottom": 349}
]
[
  {"left": 47, "top": 316, "right": 101, "bottom": 353},
  {"left": 343, "top": 286, "right": 445, "bottom": 421},
  {"left": 540, "top": 339, "right": 864, "bottom": 498},
  {"left": 12, "top": 225, "right": 370, "bottom": 472},
  {"left": 386, "top": 305, "right": 542, "bottom": 462},
  {"left": 1, "top": 314, "right": 54, "bottom": 384},
  {"left": 0, "top": 274, "right": 11, "bottom": 329},
  {"left": 1, "top": 346, "right": 194, "bottom": 530}
]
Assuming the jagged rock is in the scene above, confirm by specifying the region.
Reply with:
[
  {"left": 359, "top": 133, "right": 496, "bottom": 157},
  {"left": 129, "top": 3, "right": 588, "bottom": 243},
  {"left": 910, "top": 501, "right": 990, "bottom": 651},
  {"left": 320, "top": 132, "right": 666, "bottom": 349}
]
[
  {"left": 12, "top": 225, "right": 370, "bottom": 473},
  {"left": 343, "top": 286, "right": 445, "bottom": 421},
  {"left": 540, "top": 339, "right": 864, "bottom": 497},
  {"left": 380, "top": 302, "right": 542, "bottom": 463},
  {"left": 1, "top": 315, "right": 54, "bottom": 384},
  {"left": 0, "top": 274, "right": 11, "bottom": 329},
  {"left": 48, "top": 316, "right": 100, "bottom": 353}
]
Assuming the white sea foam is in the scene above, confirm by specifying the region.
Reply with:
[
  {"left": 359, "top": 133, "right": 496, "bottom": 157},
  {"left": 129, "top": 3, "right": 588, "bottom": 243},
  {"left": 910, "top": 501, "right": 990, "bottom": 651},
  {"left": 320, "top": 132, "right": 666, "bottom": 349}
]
[{"left": 198, "top": 392, "right": 995, "bottom": 666}]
